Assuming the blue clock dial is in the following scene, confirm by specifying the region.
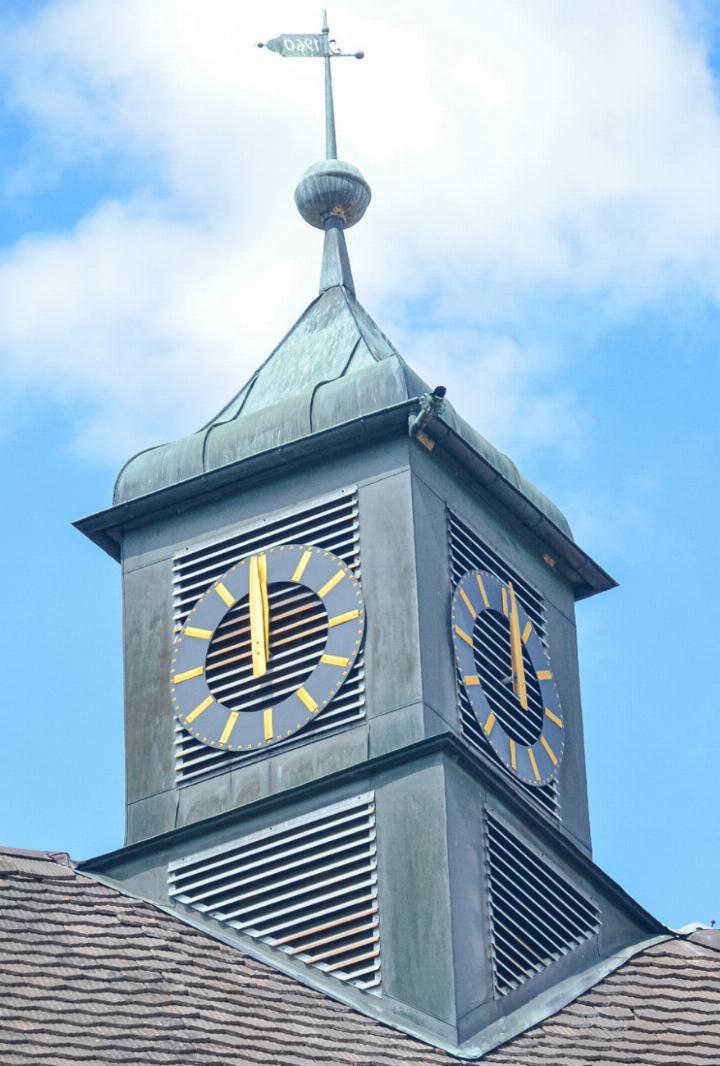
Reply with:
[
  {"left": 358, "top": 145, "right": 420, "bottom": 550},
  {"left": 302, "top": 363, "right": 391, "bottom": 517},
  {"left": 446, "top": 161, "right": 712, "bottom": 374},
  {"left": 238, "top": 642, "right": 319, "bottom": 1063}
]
[
  {"left": 170, "top": 545, "right": 365, "bottom": 751},
  {"left": 451, "top": 568, "right": 564, "bottom": 786}
]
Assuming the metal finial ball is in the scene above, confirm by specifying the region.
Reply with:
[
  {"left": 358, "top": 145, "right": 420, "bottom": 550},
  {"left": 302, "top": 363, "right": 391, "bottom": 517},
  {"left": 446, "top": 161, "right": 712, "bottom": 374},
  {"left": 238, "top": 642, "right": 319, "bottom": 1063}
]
[{"left": 294, "top": 160, "right": 371, "bottom": 229}]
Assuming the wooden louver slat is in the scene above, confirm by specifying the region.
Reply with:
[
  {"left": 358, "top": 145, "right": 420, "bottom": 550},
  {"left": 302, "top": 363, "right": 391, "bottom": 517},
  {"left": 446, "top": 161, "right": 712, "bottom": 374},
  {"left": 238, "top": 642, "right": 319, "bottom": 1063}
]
[
  {"left": 168, "top": 793, "right": 381, "bottom": 991},
  {"left": 485, "top": 812, "right": 600, "bottom": 997}
]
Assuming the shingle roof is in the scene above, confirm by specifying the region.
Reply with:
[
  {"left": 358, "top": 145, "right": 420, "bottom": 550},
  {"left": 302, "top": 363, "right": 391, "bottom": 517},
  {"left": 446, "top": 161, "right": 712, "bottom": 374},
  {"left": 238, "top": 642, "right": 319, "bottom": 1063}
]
[
  {"left": 0, "top": 847, "right": 452, "bottom": 1066},
  {"left": 482, "top": 933, "right": 720, "bottom": 1066},
  {"left": 1, "top": 846, "right": 718, "bottom": 1065}
]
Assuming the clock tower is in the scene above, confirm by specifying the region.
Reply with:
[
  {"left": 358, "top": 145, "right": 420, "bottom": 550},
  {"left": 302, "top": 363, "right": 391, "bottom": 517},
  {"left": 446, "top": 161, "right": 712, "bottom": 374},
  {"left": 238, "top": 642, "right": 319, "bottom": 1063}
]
[{"left": 77, "top": 26, "right": 664, "bottom": 1056}]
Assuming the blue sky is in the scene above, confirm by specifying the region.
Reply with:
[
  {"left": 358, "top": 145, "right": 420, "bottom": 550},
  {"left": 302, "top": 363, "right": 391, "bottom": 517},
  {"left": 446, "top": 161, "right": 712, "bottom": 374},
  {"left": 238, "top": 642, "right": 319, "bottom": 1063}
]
[{"left": 0, "top": 0, "right": 718, "bottom": 931}]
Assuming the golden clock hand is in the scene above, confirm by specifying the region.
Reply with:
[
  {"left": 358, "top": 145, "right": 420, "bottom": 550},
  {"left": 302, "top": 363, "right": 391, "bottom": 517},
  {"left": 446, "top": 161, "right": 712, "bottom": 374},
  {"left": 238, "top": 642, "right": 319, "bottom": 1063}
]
[
  {"left": 249, "top": 554, "right": 269, "bottom": 678},
  {"left": 508, "top": 581, "right": 528, "bottom": 711},
  {"left": 259, "top": 552, "right": 269, "bottom": 661}
]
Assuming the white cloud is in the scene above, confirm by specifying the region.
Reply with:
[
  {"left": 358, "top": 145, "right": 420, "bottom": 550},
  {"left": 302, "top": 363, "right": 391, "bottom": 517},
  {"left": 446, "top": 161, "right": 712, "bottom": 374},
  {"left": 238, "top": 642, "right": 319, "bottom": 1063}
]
[
  {"left": 390, "top": 325, "right": 581, "bottom": 461},
  {"left": 0, "top": 0, "right": 718, "bottom": 461}
]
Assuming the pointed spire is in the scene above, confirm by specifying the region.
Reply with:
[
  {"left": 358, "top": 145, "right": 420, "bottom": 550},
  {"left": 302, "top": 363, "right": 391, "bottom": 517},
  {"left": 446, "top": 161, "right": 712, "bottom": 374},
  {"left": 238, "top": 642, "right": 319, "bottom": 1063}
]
[
  {"left": 320, "top": 215, "right": 355, "bottom": 294},
  {"left": 293, "top": 10, "right": 369, "bottom": 295}
]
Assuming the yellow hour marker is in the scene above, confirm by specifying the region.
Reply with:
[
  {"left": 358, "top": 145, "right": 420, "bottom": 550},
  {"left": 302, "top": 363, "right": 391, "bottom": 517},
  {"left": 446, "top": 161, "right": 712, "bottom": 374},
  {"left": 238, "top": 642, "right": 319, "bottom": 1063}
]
[
  {"left": 185, "top": 695, "right": 214, "bottom": 724},
  {"left": 540, "top": 735, "right": 558, "bottom": 766},
  {"left": 528, "top": 748, "right": 541, "bottom": 781},
  {"left": 317, "top": 569, "right": 345, "bottom": 599},
  {"left": 184, "top": 626, "right": 213, "bottom": 640},
  {"left": 463, "top": 674, "right": 480, "bottom": 686},
  {"left": 263, "top": 708, "right": 274, "bottom": 741},
  {"left": 483, "top": 712, "right": 496, "bottom": 737},
  {"left": 173, "top": 666, "right": 204, "bottom": 684},
  {"left": 328, "top": 609, "right": 360, "bottom": 628},
  {"left": 291, "top": 549, "right": 312, "bottom": 583},
  {"left": 536, "top": 670, "right": 553, "bottom": 681},
  {"left": 320, "top": 653, "right": 351, "bottom": 667},
  {"left": 459, "top": 588, "right": 477, "bottom": 620},
  {"left": 544, "top": 708, "right": 563, "bottom": 728},
  {"left": 475, "top": 573, "right": 490, "bottom": 609},
  {"left": 509, "top": 738, "right": 517, "bottom": 770},
  {"left": 521, "top": 621, "right": 532, "bottom": 645},
  {"left": 215, "top": 582, "right": 236, "bottom": 608},
  {"left": 501, "top": 586, "right": 509, "bottom": 617},
  {"left": 454, "top": 625, "right": 473, "bottom": 647},
  {"left": 219, "top": 711, "right": 240, "bottom": 746},
  {"left": 296, "top": 687, "right": 318, "bottom": 713}
]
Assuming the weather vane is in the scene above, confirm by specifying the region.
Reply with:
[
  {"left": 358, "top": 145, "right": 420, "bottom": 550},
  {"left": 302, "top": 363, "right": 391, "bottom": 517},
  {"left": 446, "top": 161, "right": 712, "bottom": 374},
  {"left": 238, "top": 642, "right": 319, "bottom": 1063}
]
[{"left": 258, "top": 10, "right": 364, "bottom": 160}]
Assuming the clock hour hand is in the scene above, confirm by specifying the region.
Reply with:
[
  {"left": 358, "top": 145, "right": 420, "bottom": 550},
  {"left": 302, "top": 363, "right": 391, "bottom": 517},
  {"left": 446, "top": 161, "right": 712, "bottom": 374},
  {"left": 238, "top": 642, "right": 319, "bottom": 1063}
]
[
  {"left": 507, "top": 581, "right": 529, "bottom": 711},
  {"left": 249, "top": 554, "right": 270, "bottom": 678}
]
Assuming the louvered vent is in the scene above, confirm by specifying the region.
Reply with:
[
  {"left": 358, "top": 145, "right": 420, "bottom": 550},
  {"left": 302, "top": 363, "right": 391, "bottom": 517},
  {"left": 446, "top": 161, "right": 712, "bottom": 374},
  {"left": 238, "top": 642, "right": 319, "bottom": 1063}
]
[
  {"left": 448, "top": 511, "right": 559, "bottom": 816},
  {"left": 173, "top": 489, "right": 364, "bottom": 784},
  {"left": 168, "top": 793, "right": 381, "bottom": 991},
  {"left": 485, "top": 813, "right": 600, "bottom": 996}
]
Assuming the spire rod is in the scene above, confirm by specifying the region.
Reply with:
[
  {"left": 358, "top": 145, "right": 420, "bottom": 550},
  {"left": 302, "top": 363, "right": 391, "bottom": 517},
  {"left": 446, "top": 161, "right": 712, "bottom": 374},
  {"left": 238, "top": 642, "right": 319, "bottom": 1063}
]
[
  {"left": 322, "top": 10, "right": 337, "bottom": 160},
  {"left": 258, "top": 12, "right": 363, "bottom": 160},
  {"left": 259, "top": 15, "right": 370, "bottom": 294}
]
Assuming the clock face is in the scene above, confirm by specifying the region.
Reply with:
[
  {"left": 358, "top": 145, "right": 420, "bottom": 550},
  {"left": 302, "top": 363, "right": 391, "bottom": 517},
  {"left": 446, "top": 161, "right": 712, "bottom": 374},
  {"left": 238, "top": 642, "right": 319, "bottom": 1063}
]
[
  {"left": 170, "top": 545, "right": 365, "bottom": 751},
  {"left": 451, "top": 568, "right": 564, "bottom": 786}
]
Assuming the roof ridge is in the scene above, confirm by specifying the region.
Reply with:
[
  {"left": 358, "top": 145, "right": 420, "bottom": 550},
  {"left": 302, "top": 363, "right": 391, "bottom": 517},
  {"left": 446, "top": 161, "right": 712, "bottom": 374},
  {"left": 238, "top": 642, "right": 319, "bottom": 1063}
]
[
  {"left": 341, "top": 287, "right": 401, "bottom": 363},
  {"left": 0, "top": 844, "right": 71, "bottom": 863},
  {"left": 0, "top": 845, "right": 75, "bottom": 878},
  {"left": 683, "top": 928, "right": 720, "bottom": 956}
]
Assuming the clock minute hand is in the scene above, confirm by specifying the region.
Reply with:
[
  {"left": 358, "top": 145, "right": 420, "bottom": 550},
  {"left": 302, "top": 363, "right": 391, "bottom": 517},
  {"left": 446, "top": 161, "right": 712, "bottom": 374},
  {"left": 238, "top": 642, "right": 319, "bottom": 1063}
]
[
  {"left": 260, "top": 553, "right": 270, "bottom": 661},
  {"left": 249, "top": 554, "right": 269, "bottom": 678},
  {"left": 508, "top": 581, "right": 529, "bottom": 711}
]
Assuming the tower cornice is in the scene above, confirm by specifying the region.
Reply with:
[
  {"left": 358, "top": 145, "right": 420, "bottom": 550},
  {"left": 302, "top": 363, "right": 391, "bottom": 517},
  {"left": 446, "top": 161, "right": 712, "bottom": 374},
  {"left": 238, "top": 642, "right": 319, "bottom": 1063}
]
[{"left": 75, "top": 398, "right": 614, "bottom": 599}]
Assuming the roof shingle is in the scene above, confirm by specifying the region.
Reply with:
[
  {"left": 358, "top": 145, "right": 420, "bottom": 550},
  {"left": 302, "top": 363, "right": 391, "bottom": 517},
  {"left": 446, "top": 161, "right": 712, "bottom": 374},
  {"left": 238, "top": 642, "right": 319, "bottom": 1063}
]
[{"left": 1, "top": 848, "right": 718, "bottom": 1065}]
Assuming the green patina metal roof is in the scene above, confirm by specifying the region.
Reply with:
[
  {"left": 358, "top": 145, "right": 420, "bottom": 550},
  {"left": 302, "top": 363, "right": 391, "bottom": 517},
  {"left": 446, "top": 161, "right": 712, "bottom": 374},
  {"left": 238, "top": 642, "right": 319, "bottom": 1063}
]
[
  {"left": 112, "top": 264, "right": 571, "bottom": 540},
  {"left": 113, "top": 187, "right": 573, "bottom": 542}
]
